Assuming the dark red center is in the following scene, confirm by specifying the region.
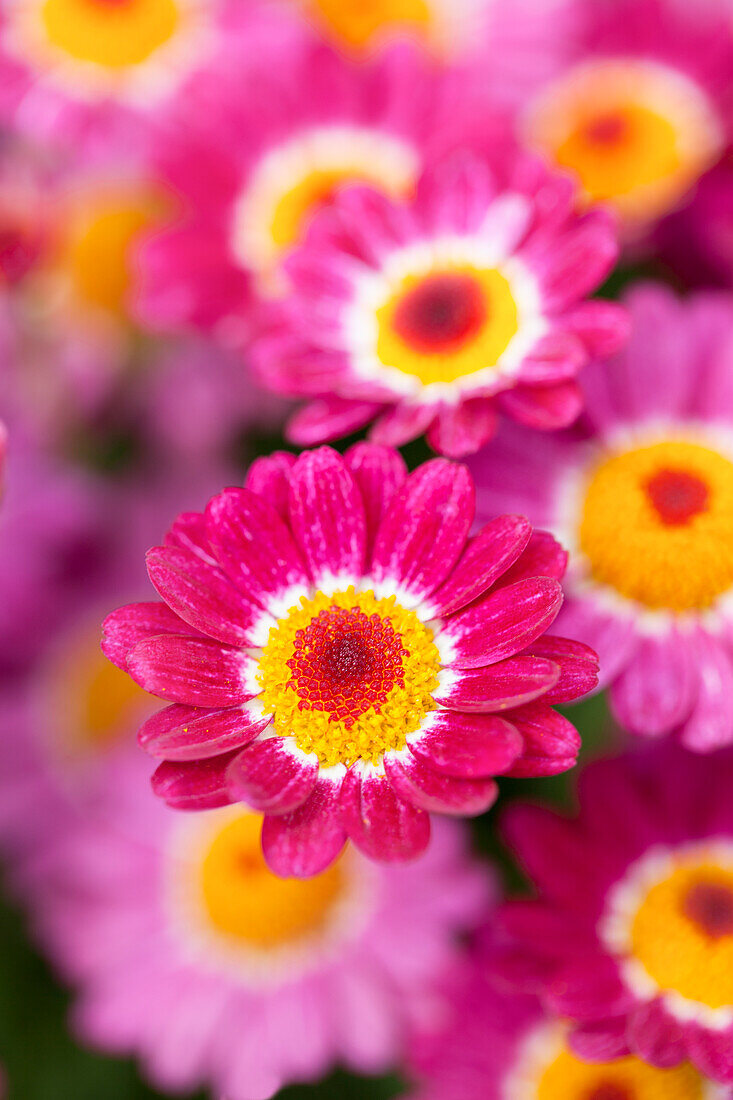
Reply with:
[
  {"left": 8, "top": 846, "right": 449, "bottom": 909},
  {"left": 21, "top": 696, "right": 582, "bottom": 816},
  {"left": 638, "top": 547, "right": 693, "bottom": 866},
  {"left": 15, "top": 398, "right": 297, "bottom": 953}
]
[
  {"left": 683, "top": 881, "right": 733, "bottom": 938},
  {"left": 0, "top": 223, "right": 42, "bottom": 285},
  {"left": 645, "top": 468, "right": 710, "bottom": 526},
  {"left": 287, "top": 606, "right": 406, "bottom": 727},
  {"left": 583, "top": 113, "right": 628, "bottom": 146},
  {"left": 584, "top": 1086, "right": 632, "bottom": 1100},
  {"left": 392, "top": 272, "right": 487, "bottom": 354}
]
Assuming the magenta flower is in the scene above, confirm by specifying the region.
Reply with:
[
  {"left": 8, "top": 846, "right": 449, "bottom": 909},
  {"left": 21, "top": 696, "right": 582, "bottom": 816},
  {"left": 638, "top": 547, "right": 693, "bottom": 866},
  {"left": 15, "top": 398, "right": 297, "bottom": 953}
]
[
  {"left": 251, "top": 154, "right": 627, "bottom": 457},
  {"left": 498, "top": 746, "right": 733, "bottom": 1087},
  {"left": 21, "top": 749, "right": 489, "bottom": 1100},
  {"left": 471, "top": 283, "right": 733, "bottom": 751},
  {"left": 510, "top": 0, "right": 733, "bottom": 237},
  {"left": 406, "top": 936, "right": 725, "bottom": 1100},
  {"left": 102, "top": 444, "right": 597, "bottom": 878}
]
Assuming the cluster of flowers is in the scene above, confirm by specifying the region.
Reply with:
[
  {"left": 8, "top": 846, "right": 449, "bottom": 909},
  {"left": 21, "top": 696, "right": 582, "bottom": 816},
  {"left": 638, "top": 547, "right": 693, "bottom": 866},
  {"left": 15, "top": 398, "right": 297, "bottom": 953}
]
[{"left": 2, "top": 0, "right": 733, "bottom": 1098}]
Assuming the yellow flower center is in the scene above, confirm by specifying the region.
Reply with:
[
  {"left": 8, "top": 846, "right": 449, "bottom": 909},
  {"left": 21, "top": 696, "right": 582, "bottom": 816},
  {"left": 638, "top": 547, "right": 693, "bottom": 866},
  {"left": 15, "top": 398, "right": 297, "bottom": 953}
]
[
  {"left": 577, "top": 439, "right": 733, "bottom": 611},
  {"left": 526, "top": 60, "right": 722, "bottom": 225},
  {"left": 38, "top": 0, "right": 180, "bottom": 69},
  {"left": 375, "top": 264, "right": 520, "bottom": 387},
  {"left": 302, "top": 0, "right": 432, "bottom": 52},
  {"left": 536, "top": 1045, "right": 705, "bottom": 1100},
  {"left": 231, "top": 127, "right": 418, "bottom": 290},
  {"left": 257, "top": 587, "right": 441, "bottom": 768},
  {"left": 630, "top": 859, "right": 733, "bottom": 1010},
  {"left": 200, "top": 811, "right": 345, "bottom": 947},
  {"left": 59, "top": 185, "right": 169, "bottom": 318}
]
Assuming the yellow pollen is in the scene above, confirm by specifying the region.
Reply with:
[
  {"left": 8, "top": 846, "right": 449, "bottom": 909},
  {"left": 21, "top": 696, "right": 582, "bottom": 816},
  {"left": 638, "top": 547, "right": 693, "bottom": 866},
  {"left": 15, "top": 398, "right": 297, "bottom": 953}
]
[
  {"left": 302, "top": 0, "right": 432, "bottom": 52},
  {"left": 536, "top": 1043, "right": 705, "bottom": 1099},
  {"left": 375, "top": 264, "right": 519, "bottom": 387},
  {"left": 630, "top": 860, "right": 733, "bottom": 1010},
  {"left": 256, "top": 587, "right": 441, "bottom": 768},
  {"left": 60, "top": 185, "right": 170, "bottom": 318},
  {"left": 200, "top": 812, "right": 345, "bottom": 947},
  {"left": 578, "top": 440, "right": 733, "bottom": 611},
  {"left": 526, "top": 60, "right": 722, "bottom": 225},
  {"left": 39, "top": 0, "right": 181, "bottom": 69}
]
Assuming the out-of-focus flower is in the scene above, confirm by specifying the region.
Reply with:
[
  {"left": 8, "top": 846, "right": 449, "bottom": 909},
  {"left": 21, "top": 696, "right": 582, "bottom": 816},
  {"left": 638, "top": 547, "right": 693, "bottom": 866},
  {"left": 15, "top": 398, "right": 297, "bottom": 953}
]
[
  {"left": 135, "top": 35, "right": 454, "bottom": 335},
  {"left": 657, "top": 156, "right": 733, "bottom": 289},
  {"left": 471, "top": 284, "right": 733, "bottom": 751},
  {"left": 20, "top": 748, "right": 489, "bottom": 1100},
  {"left": 102, "top": 444, "right": 596, "bottom": 878},
  {"left": 498, "top": 746, "right": 733, "bottom": 1086},
  {"left": 252, "top": 154, "right": 626, "bottom": 457},
  {"left": 406, "top": 938, "right": 727, "bottom": 1099},
  {"left": 513, "top": 0, "right": 733, "bottom": 238},
  {"left": 0, "top": 1, "right": 288, "bottom": 152}
]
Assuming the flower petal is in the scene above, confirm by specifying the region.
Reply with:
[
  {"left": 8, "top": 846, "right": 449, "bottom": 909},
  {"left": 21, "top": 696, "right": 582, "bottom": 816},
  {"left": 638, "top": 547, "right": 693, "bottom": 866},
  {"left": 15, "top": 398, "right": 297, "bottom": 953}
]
[
  {"left": 501, "top": 701, "right": 581, "bottom": 777},
  {"left": 344, "top": 442, "right": 407, "bottom": 554},
  {"left": 101, "top": 602, "right": 199, "bottom": 671},
  {"left": 127, "top": 635, "right": 254, "bottom": 707},
  {"left": 369, "top": 402, "right": 437, "bottom": 449},
  {"left": 261, "top": 774, "right": 347, "bottom": 878},
  {"left": 628, "top": 1001, "right": 687, "bottom": 1069},
  {"left": 151, "top": 753, "right": 237, "bottom": 811},
  {"left": 287, "top": 398, "right": 381, "bottom": 447},
  {"left": 206, "top": 487, "right": 308, "bottom": 609},
  {"left": 409, "top": 710, "right": 523, "bottom": 777},
  {"left": 371, "top": 458, "right": 474, "bottom": 601},
  {"left": 287, "top": 448, "right": 367, "bottom": 585},
  {"left": 425, "top": 400, "right": 498, "bottom": 458},
  {"left": 339, "top": 765, "right": 430, "bottom": 862},
  {"left": 611, "top": 632, "right": 696, "bottom": 737},
  {"left": 522, "top": 635, "right": 599, "bottom": 703},
  {"left": 679, "top": 633, "right": 733, "bottom": 752},
  {"left": 244, "top": 451, "right": 296, "bottom": 521},
  {"left": 384, "top": 750, "right": 498, "bottom": 816},
  {"left": 146, "top": 545, "right": 264, "bottom": 647},
  {"left": 226, "top": 737, "right": 318, "bottom": 814},
  {"left": 442, "top": 576, "right": 563, "bottom": 668},
  {"left": 164, "top": 512, "right": 218, "bottom": 565},
  {"left": 500, "top": 380, "right": 584, "bottom": 431},
  {"left": 501, "top": 529, "right": 568, "bottom": 584},
  {"left": 425, "top": 515, "right": 532, "bottom": 618},
  {"left": 435, "top": 656, "right": 560, "bottom": 711},
  {"left": 138, "top": 702, "right": 270, "bottom": 762}
]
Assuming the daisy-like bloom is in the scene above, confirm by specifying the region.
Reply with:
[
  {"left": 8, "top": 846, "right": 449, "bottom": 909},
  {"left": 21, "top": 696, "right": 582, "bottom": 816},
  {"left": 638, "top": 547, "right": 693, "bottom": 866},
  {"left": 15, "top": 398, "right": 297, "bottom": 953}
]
[
  {"left": 407, "top": 938, "right": 728, "bottom": 1100},
  {"left": 471, "top": 283, "right": 733, "bottom": 751},
  {"left": 135, "top": 35, "right": 457, "bottom": 332},
  {"left": 516, "top": 0, "right": 733, "bottom": 237},
  {"left": 251, "top": 154, "right": 626, "bottom": 457},
  {"left": 498, "top": 746, "right": 733, "bottom": 1086},
  {"left": 22, "top": 747, "right": 489, "bottom": 1100},
  {"left": 102, "top": 444, "right": 597, "bottom": 878}
]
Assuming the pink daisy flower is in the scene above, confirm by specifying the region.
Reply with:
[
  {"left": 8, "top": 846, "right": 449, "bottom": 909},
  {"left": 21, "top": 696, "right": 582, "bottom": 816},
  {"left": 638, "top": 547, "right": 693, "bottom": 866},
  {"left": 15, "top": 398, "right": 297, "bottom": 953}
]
[
  {"left": 512, "top": 0, "right": 733, "bottom": 238},
  {"left": 251, "top": 153, "right": 627, "bottom": 457},
  {"left": 407, "top": 937, "right": 729, "bottom": 1100},
  {"left": 21, "top": 748, "right": 490, "bottom": 1100},
  {"left": 471, "top": 283, "right": 733, "bottom": 751},
  {"left": 102, "top": 443, "right": 598, "bottom": 878},
  {"left": 498, "top": 746, "right": 733, "bottom": 1086},
  {"left": 135, "top": 34, "right": 456, "bottom": 334}
]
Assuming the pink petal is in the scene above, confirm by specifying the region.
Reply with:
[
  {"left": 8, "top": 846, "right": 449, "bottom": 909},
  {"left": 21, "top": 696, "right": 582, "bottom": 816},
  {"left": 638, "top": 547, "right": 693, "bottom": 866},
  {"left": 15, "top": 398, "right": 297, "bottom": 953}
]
[
  {"left": 146, "top": 545, "right": 262, "bottom": 647},
  {"left": 371, "top": 458, "right": 474, "bottom": 600},
  {"left": 523, "top": 635, "right": 599, "bottom": 703},
  {"left": 227, "top": 737, "right": 318, "bottom": 814},
  {"left": 384, "top": 750, "right": 498, "bottom": 816},
  {"left": 502, "top": 701, "right": 581, "bottom": 777},
  {"left": 442, "top": 576, "right": 563, "bottom": 668},
  {"left": 501, "top": 529, "right": 568, "bottom": 584},
  {"left": 435, "top": 656, "right": 560, "bottom": 711},
  {"left": 101, "top": 602, "right": 199, "bottom": 671},
  {"left": 339, "top": 765, "right": 430, "bottom": 862},
  {"left": 368, "top": 403, "right": 437, "bottom": 449},
  {"left": 286, "top": 398, "right": 381, "bottom": 447},
  {"left": 127, "top": 635, "right": 253, "bottom": 707},
  {"left": 138, "top": 702, "right": 270, "bottom": 762},
  {"left": 628, "top": 1000, "right": 687, "bottom": 1069},
  {"left": 415, "top": 155, "right": 499, "bottom": 235},
  {"left": 611, "top": 632, "right": 696, "bottom": 737},
  {"left": 206, "top": 486, "right": 308, "bottom": 608},
  {"left": 547, "top": 956, "right": 634, "bottom": 1020},
  {"left": 531, "top": 210, "right": 619, "bottom": 312},
  {"left": 425, "top": 400, "right": 498, "bottom": 458},
  {"left": 518, "top": 331, "right": 587, "bottom": 384},
  {"left": 562, "top": 299, "right": 630, "bottom": 358},
  {"left": 344, "top": 442, "right": 407, "bottom": 554},
  {"left": 426, "top": 514, "right": 532, "bottom": 618},
  {"left": 569, "top": 1020, "right": 631, "bottom": 1063},
  {"left": 410, "top": 711, "right": 523, "bottom": 777},
  {"left": 287, "top": 448, "right": 366, "bottom": 584},
  {"left": 500, "top": 380, "right": 584, "bottom": 430},
  {"left": 679, "top": 633, "right": 733, "bottom": 752},
  {"left": 244, "top": 452, "right": 296, "bottom": 521},
  {"left": 262, "top": 776, "right": 347, "bottom": 878},
  {"left": 164, "top": 512, "right": 218, "bottom": 565},
  {"left": 686, "top": 1028, "right": 733, "bottom": 1083},
  {"left": 151, "top": 753, "right": 237, "bottom": 810}
]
